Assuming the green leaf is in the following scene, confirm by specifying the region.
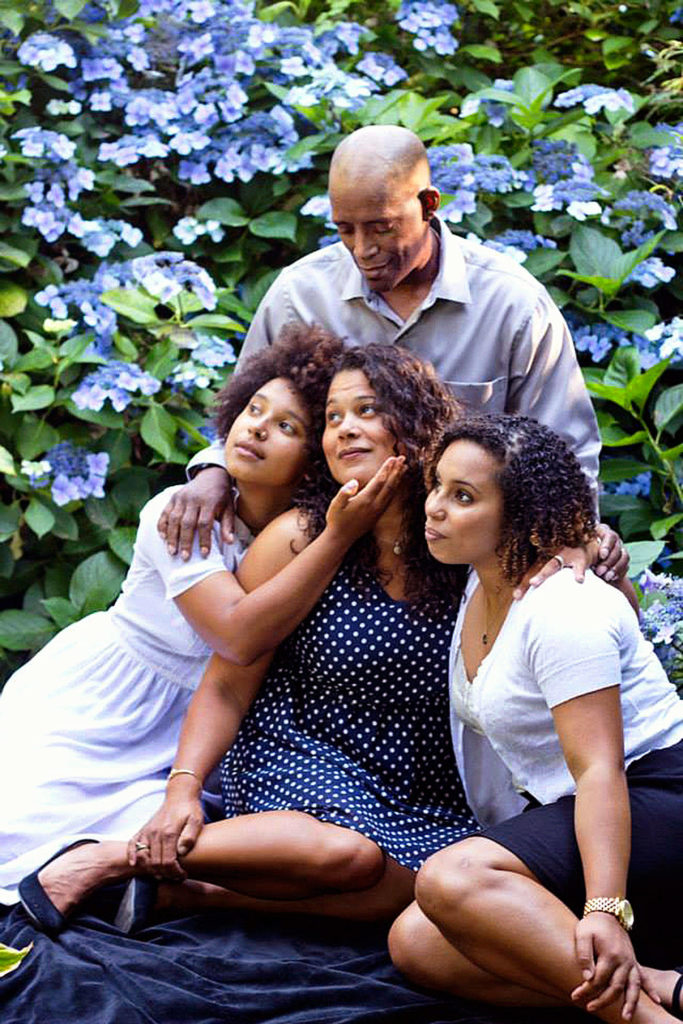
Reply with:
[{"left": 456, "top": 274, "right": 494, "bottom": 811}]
[
  {"left": 145, "top": 337, "right": 178, "bottom": 381},
  {"left": 599, "top": 426, "right": 648, "bottom": 447},
  {"left": 69, "top": 551, "right": 126, "bottom": 615},
  {"left": 625, "top": 540, "right": 665, "bottom": 578},
  {"left": 108, "top": 525, "right": 137, "bottom": 565},
  {"left": 10, "top": 386, "right": 55, "bottom": 412},
  {"left": 66, "top": 400, "right": 124, "bottom": 430},
  {"left": 196, "top": 197, "right": 249, "bottom": 227},
  {"left": 24, "top": 499, "right": 55, "bottom": 538},
  {"left": 15, "top": 348, "right": 55, "bottom": 373},
  {"left": 650, "top": 513, "right": 683, "bottom": 541},
  {"left": 54, "top": 0, "right": 88, "bottom": 17},
  {"left": 0, "top": 942, "right": 33, "bottom": 978},
  {"left": 0, "top": 281, "right": 27, "bottom": 318},
  {"left": 0, "top": 320, "right": 18, "bottom": 368},
  {"left": 50, "top": 505, "right": 79, "bottom": 541},
  {"left": 653, "top": 385, "right": 683, "bottom": 433},
  {"left": 0, "top": 445, "right": 15, "bottom": 476},
  {"left": 0, "top": 241, "right": 31, "bottom": 268},
  {"left": 585, "top": 378, "right": 633, "bottom": 411},
  {"left": 599, "top": 493, "right": 647, "bottom": 516},
  {"left": 17, "top": 417, "right": 60, "bottom": 462},
  {"left": 662, "top": 232, "right": 683, "bottom": 254},
  {"left": 522, "top": 248, "right": 565, "bottom": 277},
  {"left": 625, "top": 358, "right": 671, "bottom": 413},
  {"left": 601, "top": 309, "right": 657, "bottom": 334},
  {"left": 599, "top": 458, "right": 652, "bottom": 483},
  {"left": 604, "top": 347, "right": 640, "bottom": 388},
  {"left": 186, "top": 313, "right": 242, "bottom": 331},
  {"left": 249, "top": 212, "right": 298, "bottom": 242},
  {"left": 660, "top": 442, "right": 683, "bottom": 461},
  {"left": 111, "top": 469, "right": 150, "bottom": 518},
  {"left": 570, "top": 226, "right": 623, "bottom": 279},
  {"left": 141, "top": 403, "right": 177, "bottom": 460},
  {"left": 460, "top": 44, "right": 502, "bottom": 62},
  {"left": 469, "top": 0, "right": 500, "bottom": 15},
  {"left": 0, "top": 9, "right": 24, "bottom": 34},
  {"left": 40, "top": 596, "right": 80, "bottom": 629},
  {"left": 0, "top": 610, "right": 55, "bottom": 651},
  {"left": 101, "top": 288, "right": 160, "bottom": 325}
]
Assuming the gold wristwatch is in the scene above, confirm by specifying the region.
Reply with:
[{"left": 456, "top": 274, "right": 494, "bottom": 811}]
[{"left": 583, "top": 897, "right": 634, "bottom": 932}]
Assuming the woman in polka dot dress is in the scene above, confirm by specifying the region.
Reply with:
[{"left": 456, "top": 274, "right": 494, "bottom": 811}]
[{"left": 28, "top": 345, "right": 478, "bottom": 928}]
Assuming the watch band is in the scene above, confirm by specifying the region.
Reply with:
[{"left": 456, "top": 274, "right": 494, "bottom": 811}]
[{"left": 583, "top": 897, "right": 633, "bottom": 931}]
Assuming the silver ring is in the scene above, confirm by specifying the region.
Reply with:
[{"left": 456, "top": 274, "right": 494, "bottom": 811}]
[
  {"left": 135, "top": 841, "right": 150, "bottom": 852},
  {"left": 552, "top": 554, "right": 566, "bottom": 570}
]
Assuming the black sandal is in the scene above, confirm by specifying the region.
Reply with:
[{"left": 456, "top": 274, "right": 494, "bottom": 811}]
[{"left": 18, "top": 839, "right": 99, "bottom": 937}]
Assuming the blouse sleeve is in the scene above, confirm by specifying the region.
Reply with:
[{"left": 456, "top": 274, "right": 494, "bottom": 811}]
[
  {"left": 524, "top": 574, "right": 623, "bottom": 709},
  {"left": 136, "top": 488, "right": 239, "bottom": 601}
]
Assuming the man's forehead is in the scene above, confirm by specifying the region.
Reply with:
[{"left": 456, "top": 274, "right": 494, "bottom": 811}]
[{"left": 329, "top": 174, "right": 416, "bottom": 217}]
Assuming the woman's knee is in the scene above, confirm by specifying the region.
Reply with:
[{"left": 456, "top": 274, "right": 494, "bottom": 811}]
[
  {"left": 389, "top": 902, "right": 439, "bottom": 987},
  {"left": 415, "top": 837, "right": 503, "bottom": 925},
  {"left": 311, "top": 827, "right": 386, "bottom": 891}
]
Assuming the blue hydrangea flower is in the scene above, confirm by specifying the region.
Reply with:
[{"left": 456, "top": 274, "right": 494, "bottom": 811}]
[
  {"left": 606, "top": 471, "right": 652, "bottom": 498},
  {"left": 131, "top": 252, "right": 217, "bottom": 310},
  {"left": 27, "top": 442, "right": 111, "bottom": 506},
  {"left": 13, "top": 127, "right": 76, "bottom": 162},
  {"left": 173, "top": 217, "right": 225, "bottom": 245},
  {"left": 625, "top": 257, "right": 676, "bottom": 289},
  {"left": 356, "top": 53, "right": 408, "bottom": 87},
  {"left": 567, "top": 315, "right": 631, "bottom": 364},
  {"left": 18, "top": 33, "right": 77, "bottom": 72},
  {"left": 72, "top": 361, "right": 162, "bottom": 412},
  {"left": 397, "top": 1, "right": 459, "bottom": 55},
  {"left": 554, "top": 84, "right": 634, "bottom": 115},
  {"left": 646, "top": 318, "right": 683, "bottom": 364},
  {"left": 460, "top": 79, "right": 513, "bottom": 127},
  {"left": 612, "top": 190, "right": 678, "bottom": 232},
  {"left": 649, "top": 124, "right": 683, "bottom": 180},
  {"left": 639, "top": 571, "right": 683, "bottom": 679}
]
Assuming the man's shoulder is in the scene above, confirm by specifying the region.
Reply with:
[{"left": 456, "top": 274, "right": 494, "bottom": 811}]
[
  {"left": 276, "top": 242, "right": 351, "bottom": 282},
  {"left": 449, "top": 231, "right": 549, "bottom": 304}
]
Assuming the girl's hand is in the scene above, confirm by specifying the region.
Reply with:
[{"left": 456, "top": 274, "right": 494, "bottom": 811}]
[
  {"left": 571, "top": 914, "right": 639, "bottom": 1019},
  {"left": 127, "top": 779, "right": 204, "bottom": 879},
  {"left": 513, "top": 525, "right": 628, "bottom": 600},
  {"left": 325, "top": 456, "right": 406, "bottom": 545}
]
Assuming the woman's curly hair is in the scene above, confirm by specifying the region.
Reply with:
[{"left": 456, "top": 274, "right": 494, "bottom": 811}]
[
  {"left": 425, "top": 413, "right": 597, "bottom": 584},
  {"left": 296, "top": 343, "right": 467, "bottom": 616},
  {"left": 213, "top": 324, "right": 344, "bottom": 461}
]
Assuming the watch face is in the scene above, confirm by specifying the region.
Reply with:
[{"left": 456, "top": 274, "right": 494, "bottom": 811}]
[{"left": 620, "top": 899, "right": 634, "bottom": 930}]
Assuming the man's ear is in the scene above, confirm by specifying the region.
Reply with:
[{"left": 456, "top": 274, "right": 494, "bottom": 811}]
[{"left": 418, "top": 187, "right": 440, "bottom": 221}]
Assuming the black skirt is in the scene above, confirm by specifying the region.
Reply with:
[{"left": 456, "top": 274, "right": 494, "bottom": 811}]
[{"left": 482, "top": 738, "right": 683, "bottom": 968}]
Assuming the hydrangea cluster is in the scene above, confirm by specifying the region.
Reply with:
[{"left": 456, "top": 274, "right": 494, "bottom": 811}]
[
  {"left": 532, "top": 139, "right": 594, "bottom": 185},
  {"left": 23, "top": 442, "right": 110, "bottom": 506},
  {"left": 35, "top": 262, "right": 135, "bottom": 353},
  {"left": 646, "top": 318, "right": 683, "bottom": 363},
  {"left": 131, "top": 253, "right": 217, "bottom": 310},
  {"left": 429, "top": 144, "right": 528, "bottom": 223},
  {"left": 554, "top": 84, "right": 635, "bottom": 116},
  {"left": 469, "top": 229, "right": 557, "bottom": 264},
  {"left": 639, "top": 570, "right": 683, "bottom": 681},
  {"left": 17, "top": 33, "right": 77, "bottom": 73},
  {"left": 570, "top": 319, "right": 628, "bottom": 363},
  {"left": 166, "top": 334, "right": 236, "bottom": 392},
  {"left": 460, "top": 79, "right": 513, "bottom": 127},
  {"left": 173, "top": 217, "right": 226, "bottom": 245},
  {"left": 649, "top": 124, "right": 683, "bottom": 180},
  {"left": 625, "top": 256, "right": 676, "bottom": 289},
  {"left": 356, "top": 53, "right": 408, "bottom": 88},
  {"left": 397, "top": 1, "right": 460, "bottom": 54},
  {"left": 607, "top": 471, "right": 652, "bottom": 498},
  {"left": 72, "top": 361, "right": 161, "bottom": 412}
]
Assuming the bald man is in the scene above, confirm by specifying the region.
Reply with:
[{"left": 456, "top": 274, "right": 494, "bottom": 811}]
[
  {"left": 235, "top": 125, "right": 599, "bottom": 491},
  {"left": 163, "top": 127, "right": 624, "bottom": 575}
]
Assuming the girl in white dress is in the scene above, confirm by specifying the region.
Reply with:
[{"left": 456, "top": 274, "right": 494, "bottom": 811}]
[{"left": 0, "top": 326, "right": 400, "bottom": 905}]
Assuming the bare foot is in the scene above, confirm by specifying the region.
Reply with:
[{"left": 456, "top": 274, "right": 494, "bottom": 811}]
[
  {"left": 38, "top": 841, "right": 132, "bottom": 917},
  {"left": 640, "top": 967, "right": 683, "bottom": 1016}
]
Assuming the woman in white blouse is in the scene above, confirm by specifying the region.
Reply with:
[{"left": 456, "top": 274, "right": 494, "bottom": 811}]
[{"left": 389, "top": 412, "right": 683, "bottom": 1024}]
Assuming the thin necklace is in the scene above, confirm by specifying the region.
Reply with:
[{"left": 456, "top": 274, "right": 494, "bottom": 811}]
[{"left": 482, "top": 594, "right": 513, "bottom": 646}]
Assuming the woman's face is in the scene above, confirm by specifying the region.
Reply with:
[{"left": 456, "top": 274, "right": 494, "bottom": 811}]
[
  {"left": 323, "top": 369, "right": 398, "bottom": 487},
  {"left": 224, "top": 377, "right": 310, "bottom": 489},
  {"left": 424, "top": 440, "right": 504, "bottom": 569}
]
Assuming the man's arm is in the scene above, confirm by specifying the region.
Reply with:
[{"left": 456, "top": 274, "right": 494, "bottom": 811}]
[
  {"left": 507, "top": 294, "right": 601, "bottom": 497},
  {"left": 235, "top": 269, "right": 292, "bottom": 369}
]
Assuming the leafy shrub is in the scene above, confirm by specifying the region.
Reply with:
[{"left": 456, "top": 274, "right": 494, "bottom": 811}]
[{"left": 0, "top": 0, "right": 681, "bottom": 677}]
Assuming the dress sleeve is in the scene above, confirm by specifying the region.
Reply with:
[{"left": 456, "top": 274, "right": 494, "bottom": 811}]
[
  {"left": 136, "top": 490, "right": 238, "bottom": 601},
  {"left": 524, "top": 576, "right": 622, "bottom": 708}
]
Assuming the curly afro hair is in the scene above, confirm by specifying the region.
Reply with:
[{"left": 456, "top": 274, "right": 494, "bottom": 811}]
[
  {"left": 296, "top": 343, "right": 467, "bottom": 616},
  {"left": 425, "top": 412, "right": 597, "bottom": 584},
  {"left": 213, "top": 324, "right": 344, "bottom": 461}
]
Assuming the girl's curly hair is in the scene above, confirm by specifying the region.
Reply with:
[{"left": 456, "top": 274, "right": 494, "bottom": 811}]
[
  {"left": 296, "top": 343, "right": 467, "bottom": 616},
  {"left": 425, "top": 413, "right": 597, "bottom": 584},
  {"left": 213, "top": 324, "right": 344, "bottom": 461}
]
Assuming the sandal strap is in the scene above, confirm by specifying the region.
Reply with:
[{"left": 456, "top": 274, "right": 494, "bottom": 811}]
[{"left": 673, "top": 973, "right": 683, "bottom": 1018}]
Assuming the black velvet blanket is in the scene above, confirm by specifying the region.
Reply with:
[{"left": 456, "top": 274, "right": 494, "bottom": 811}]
[{"left": 0, "top": 903, "right": 583, "bottom": 1024}]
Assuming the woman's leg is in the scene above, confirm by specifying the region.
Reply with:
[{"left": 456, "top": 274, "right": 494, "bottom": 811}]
[
  {"left": 35, "top": 811, "right": 414, "bottom": 921},
  {"left": 395, "top": 836, "right": 676, "bottom": 1023}
]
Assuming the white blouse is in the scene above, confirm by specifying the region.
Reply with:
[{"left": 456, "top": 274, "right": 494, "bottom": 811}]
[{"left": 449, "top": 570, "right": 683, "bottom": 824}]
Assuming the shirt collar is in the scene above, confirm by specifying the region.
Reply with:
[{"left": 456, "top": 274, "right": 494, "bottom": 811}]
[{"left": 339, "top": 216, "right": 471, "bottom": 305}]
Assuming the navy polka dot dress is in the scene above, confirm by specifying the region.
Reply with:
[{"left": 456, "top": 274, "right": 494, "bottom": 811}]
[{"left": 220, "top": 564, "right": 478, "bottom": 870}]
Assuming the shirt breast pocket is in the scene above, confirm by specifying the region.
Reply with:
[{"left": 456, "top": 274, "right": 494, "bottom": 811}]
[{"left": 446, "top": 376, "right": 508, "bottom": 412}]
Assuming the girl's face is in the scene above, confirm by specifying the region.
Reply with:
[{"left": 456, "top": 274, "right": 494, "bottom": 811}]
[
  {"left": 224, "top": 377, "right": 310, "bottom": 488},
  {"left": 323, "top": 369, "right": 398, "bottom": 487},
  {"left": 424, "top": 440, "right": 504, "bottom": 570}
]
